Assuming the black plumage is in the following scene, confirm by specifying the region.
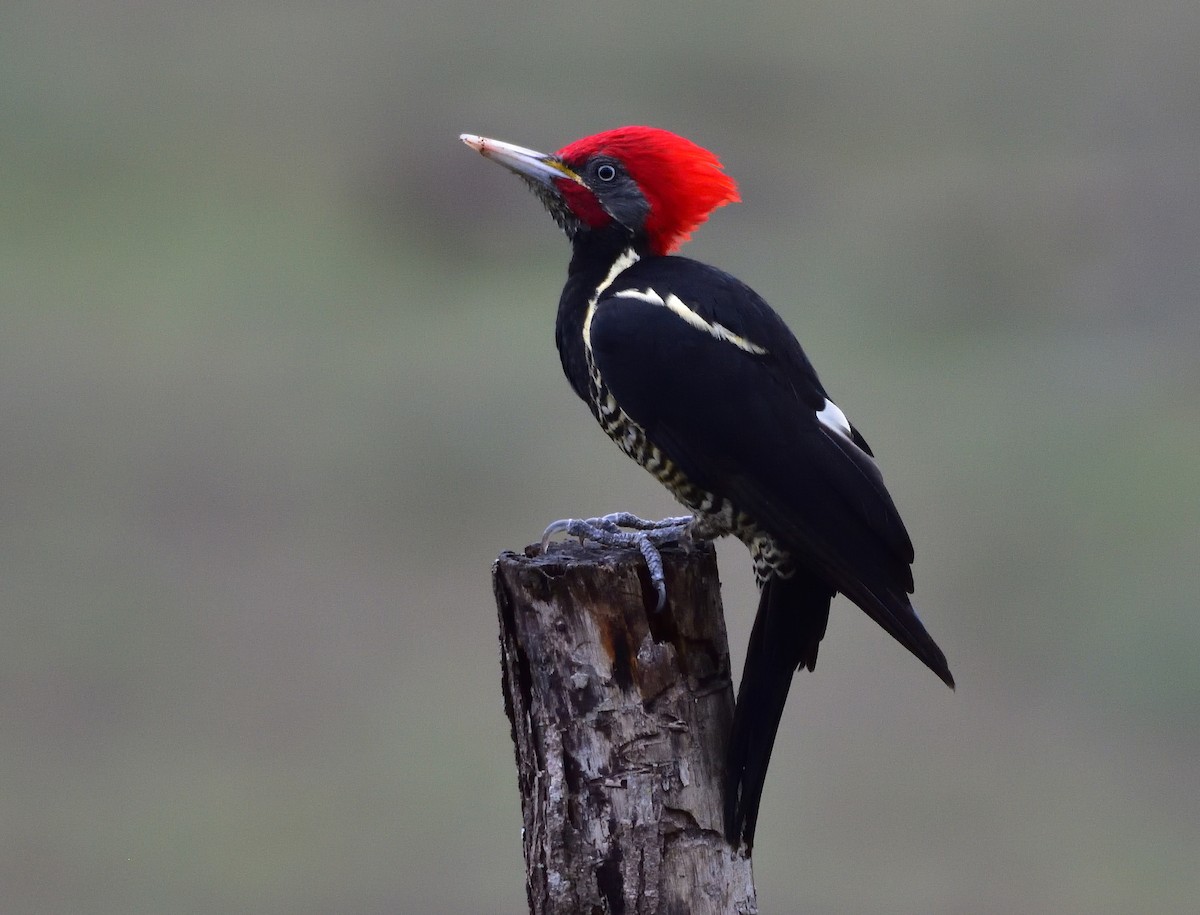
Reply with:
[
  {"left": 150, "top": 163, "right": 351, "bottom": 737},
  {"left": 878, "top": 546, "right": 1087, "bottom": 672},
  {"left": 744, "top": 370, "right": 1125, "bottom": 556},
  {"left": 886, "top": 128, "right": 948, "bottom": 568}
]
[
  {"left": 463, "top": 127, "right": 953, "bottom": 851},
  {"left": 566, "top": 233, "right": 954, "bottom": 846}
]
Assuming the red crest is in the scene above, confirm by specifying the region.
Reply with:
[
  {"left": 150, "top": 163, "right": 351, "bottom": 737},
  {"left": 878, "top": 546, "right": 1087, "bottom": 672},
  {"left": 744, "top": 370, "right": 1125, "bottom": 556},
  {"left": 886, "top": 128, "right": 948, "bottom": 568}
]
[{"left": 556, "top": 127, "right": 740, "bottom": 255}]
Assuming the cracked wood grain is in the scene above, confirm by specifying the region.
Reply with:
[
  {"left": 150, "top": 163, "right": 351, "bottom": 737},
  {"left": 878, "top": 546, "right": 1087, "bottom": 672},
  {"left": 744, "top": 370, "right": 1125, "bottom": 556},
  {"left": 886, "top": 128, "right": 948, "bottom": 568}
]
[{"left": 494, "top": 539, "right": 757, "bottom": 915}]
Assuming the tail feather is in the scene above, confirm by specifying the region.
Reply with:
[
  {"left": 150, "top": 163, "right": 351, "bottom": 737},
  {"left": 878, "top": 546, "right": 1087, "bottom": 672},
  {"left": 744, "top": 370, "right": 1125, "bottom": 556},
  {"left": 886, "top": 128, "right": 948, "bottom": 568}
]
[
  {"left": 724, "top": 571, "right": 833, "bottom": 850},
  {"left": 843, "top": 580, "right": 956, "bottom": 690}
]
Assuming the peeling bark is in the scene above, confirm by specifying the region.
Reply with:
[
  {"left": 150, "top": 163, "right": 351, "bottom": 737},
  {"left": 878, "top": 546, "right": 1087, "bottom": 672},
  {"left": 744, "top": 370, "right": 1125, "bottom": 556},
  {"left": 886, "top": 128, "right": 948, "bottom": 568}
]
[{"left": 493, "top": 540, "right": 757, "bottom": 915}]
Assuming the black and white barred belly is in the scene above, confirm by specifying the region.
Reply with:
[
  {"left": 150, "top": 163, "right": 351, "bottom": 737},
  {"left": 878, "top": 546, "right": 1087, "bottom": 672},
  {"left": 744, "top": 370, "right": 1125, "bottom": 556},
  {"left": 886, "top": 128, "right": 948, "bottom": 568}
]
[{"left": 586, "top": 365, "right": 794, "bottom": 587}]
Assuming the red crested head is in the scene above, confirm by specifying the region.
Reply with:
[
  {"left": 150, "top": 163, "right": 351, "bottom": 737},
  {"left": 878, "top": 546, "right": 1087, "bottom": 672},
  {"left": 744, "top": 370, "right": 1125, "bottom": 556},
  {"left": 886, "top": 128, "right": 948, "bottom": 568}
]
[{"left": 554, "top": 126, "right": 740, "bottom": 255}]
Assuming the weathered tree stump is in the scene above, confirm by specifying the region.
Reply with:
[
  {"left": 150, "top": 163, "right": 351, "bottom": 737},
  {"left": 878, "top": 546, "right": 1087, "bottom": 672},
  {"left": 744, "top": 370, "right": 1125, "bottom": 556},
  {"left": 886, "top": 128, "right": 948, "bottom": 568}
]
[{"left": 493, "top": 539, "right": 757, "bottom": 915}]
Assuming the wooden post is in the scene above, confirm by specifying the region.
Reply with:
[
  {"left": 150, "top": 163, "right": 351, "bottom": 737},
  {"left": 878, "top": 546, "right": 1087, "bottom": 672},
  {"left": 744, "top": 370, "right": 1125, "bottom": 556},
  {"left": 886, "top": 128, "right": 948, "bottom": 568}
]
[{"left": 493, "top": 539, "right": 757, "bottom": 915}]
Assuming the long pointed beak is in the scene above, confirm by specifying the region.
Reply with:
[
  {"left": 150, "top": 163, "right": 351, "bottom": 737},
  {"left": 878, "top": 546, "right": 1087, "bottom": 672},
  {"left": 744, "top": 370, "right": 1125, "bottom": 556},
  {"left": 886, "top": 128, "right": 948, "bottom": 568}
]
[{"left": 460, "top": 134, "right": 583, "bottom": 188}]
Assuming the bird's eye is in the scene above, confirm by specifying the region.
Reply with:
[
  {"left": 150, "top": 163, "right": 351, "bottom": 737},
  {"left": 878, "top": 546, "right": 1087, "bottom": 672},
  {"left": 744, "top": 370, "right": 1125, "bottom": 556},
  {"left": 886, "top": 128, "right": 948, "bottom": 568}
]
[{"left": 596, "top": 163, "right": 618, "bottom": 182}]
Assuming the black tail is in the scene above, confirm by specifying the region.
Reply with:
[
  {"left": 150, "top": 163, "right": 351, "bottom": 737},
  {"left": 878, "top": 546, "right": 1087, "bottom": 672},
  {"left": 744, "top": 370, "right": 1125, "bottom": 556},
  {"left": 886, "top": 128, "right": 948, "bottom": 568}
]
[{"left": 725, "top": 570, "right": 834, "bottom": 851}]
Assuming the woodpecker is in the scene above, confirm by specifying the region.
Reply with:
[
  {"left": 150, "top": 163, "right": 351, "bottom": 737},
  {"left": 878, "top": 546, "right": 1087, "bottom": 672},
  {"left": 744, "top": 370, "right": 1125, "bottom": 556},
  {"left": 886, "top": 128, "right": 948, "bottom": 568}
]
[{"left": 462, "top": 126, "right": 954, "bottom": 850}]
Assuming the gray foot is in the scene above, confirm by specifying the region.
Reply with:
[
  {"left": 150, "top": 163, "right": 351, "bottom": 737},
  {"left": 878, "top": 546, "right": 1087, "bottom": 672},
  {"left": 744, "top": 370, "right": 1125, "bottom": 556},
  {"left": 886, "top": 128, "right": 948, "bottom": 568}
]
[{"left": 540, "top": 512, "right": 701, "bottom": 611}]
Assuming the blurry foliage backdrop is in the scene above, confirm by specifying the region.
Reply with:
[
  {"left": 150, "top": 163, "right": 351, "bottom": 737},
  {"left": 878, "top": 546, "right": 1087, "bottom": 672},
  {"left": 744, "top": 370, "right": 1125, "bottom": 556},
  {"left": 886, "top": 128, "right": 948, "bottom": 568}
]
[{"left": 2, "top": 0, "right": 1197, "bottom": 912}]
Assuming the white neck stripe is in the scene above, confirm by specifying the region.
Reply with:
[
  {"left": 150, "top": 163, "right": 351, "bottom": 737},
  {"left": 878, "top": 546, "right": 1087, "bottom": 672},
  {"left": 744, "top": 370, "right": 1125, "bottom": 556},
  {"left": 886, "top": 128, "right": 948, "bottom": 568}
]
[{"left": 583, "top": 248, "right": 640, "bottom": 352}]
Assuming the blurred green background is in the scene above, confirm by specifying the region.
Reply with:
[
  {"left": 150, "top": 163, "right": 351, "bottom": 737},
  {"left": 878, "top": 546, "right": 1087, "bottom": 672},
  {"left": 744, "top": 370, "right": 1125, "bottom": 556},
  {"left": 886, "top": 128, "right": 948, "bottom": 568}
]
[{"left": 2, "top": 1, "right": 1197, "bottom": 912}]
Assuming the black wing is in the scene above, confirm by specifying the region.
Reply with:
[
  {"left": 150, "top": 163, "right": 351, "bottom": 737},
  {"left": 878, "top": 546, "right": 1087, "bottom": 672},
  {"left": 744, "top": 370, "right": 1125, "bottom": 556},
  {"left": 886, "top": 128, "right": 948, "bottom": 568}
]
[{"left": 588, "top": 257, "right": 952, "bottom": 685}]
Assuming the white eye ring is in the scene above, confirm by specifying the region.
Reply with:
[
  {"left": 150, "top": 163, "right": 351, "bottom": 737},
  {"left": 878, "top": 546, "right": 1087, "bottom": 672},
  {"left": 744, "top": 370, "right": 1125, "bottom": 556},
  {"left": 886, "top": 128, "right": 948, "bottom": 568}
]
[{"left": 596, "top": 164, "right": 617, "bottom": 182}]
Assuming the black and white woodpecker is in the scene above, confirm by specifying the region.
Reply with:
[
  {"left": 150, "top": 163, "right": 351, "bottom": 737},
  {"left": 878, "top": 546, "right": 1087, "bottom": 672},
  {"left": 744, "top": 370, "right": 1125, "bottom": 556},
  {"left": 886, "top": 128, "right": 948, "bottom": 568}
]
[{"left": 461, "top": 126, "right": 954, "bottom": 851}]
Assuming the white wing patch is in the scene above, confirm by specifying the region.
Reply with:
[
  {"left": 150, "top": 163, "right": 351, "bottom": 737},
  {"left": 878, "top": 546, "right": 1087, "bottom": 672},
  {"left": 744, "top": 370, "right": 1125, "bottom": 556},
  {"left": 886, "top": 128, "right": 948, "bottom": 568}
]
[
  {"left": 612, "top": 287, "right": 768, "bottom": 355},
  {"left": 816, "top": 398, "right": 853, "bottom": 437}
]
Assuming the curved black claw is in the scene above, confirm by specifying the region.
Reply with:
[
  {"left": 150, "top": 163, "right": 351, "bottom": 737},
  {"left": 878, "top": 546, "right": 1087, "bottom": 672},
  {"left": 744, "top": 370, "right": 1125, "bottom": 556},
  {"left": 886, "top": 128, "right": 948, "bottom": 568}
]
[{"left": 539, "top": 512, "right": 698, "bottom": 611}]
